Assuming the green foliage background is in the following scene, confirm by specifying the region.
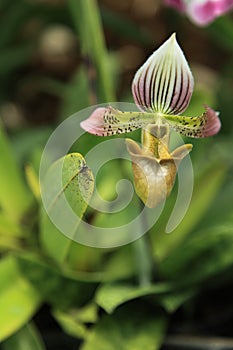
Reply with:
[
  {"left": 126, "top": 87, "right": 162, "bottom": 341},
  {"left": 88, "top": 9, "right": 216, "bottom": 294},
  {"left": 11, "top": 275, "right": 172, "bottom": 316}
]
[{"left": 0, "top": 0, "right": 233, "bottom": 349}]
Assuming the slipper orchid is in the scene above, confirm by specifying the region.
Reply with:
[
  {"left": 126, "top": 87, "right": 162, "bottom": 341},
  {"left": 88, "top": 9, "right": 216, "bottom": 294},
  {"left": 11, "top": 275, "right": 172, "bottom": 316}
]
[
  {"left": 80, "top": 34, "right": 221, "bottom": 208},
  {"left": 81, "top": 33, "right": 220, "bottom": 139}
]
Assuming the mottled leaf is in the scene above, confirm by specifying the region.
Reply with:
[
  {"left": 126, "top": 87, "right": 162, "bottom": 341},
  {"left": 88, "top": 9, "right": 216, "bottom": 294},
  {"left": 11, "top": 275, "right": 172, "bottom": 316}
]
[{"left": 40, "top": 153, "right": 94, "bottom": 263}]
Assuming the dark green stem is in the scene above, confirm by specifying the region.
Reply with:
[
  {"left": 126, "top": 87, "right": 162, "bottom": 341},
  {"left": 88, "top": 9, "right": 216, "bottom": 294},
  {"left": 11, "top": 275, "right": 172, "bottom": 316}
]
[
  {"left": 133, "top": 235, "right": 153, "bottom": 287},
  {"left": 133, "top": 201, "right": 153, "bottom": 287}
]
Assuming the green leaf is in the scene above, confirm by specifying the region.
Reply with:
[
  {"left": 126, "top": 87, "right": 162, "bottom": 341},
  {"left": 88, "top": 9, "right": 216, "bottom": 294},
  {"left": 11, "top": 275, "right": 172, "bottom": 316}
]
[
  {"left": 209, "top": 16, "right": 233, "bottom": 52},
  {"left": 65, "top": 241, "right": 104, "bottom": 275},
  {"left": 0, "top": 1, "right": 33, "bottom": 48},
  {"left": 157, "top": 289, "right": 197, "bottom": 313},
  {"left": 0, "top": 256, "right": 41, "bottom": 341},
  {"left": 40, "top": 153, "right": 94, "bottom": 263},
  {"left": 101, "top": 246, "right": 136, "bottom": 282},
  {"left": 16, "top": 253, "right": 97, "bottom": 309},
  {"left": 0, "top": 44, "right": 33, "bottom": 76},
  {"left": 101, "top": 7, "right": 152, "bottom": 45},
  {"left": 40, "top": 208, "right": 72, "bottom": 262},
  {"left": 0, "top": 124, "right": 31, "bottom": 222},
  {"left": 0, "top": 234, "right": 21, "bottom": 252},
  {"left": 151, "top": 161, "right": 226, "bottom": 260},
  {"left": 0, "top": 214, "right": 23, "bottom": 237},
  {"left": 53, "top": 303, "right": 98, "bottom": 339},
  {"left": 69, "top": 0, "right": 116, "bottom": 102},
  {"left": 81, "top": 303, "right": 167, "bottom": 350},
  {"left": 199, "top": 176, "right": 233, "bottom": 230},
  {"left": 158, "top": 225, "right": 233, "bottom": 285},
  {"left": 25, "top": 164, "right": 40, "bottom": 200},
  {"left": 95, "top": 283, "right": 171, "bottom": 314},
  {"left": 11, "top": 126, "right": 52, "bottom": 167},
  {"left": 59, "top": 67, "right": 90, "bottom": 121},
  {"left": 96, "top": 281, "right": 199, "bottom": 315},
  {"left": 2, "top": 322, "right": 45, "bottom": 350}
]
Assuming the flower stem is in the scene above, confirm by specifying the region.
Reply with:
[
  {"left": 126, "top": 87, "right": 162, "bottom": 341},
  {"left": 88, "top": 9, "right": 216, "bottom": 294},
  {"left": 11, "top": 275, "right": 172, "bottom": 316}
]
[
  {"left": 133, "top": 201, "right": 153, "bottom": 287},
  {"left": 133, "top": 234, "right": 153, "bottom": 287}
]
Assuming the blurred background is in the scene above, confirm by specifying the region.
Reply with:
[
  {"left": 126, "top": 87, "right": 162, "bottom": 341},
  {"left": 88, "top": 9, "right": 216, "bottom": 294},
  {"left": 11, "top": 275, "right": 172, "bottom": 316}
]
[
  {"left": 0, "top": 0, "right": 233, "bottom": 349},
  {"left": 1, "top": 0, "right": 232, "bottom": 130}
]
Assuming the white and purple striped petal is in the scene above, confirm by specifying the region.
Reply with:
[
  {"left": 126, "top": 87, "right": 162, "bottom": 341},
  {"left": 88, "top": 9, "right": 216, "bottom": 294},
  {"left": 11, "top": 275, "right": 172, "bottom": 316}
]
[{"left": 132, "top": 33, "right": 194, "bottom": 116}]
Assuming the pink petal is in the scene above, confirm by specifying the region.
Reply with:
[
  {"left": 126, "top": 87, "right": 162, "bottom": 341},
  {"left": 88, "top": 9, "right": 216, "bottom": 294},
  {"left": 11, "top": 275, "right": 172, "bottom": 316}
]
[
  {"left": 188, "top": 0, "right": 233, "bottom": 26},
  {"left": 190, "top": 0, "right": 233, "bottom": 25},
  {"left": 201, "top": 105, "right": 221, "bottom": 137},
  {"left": 80, "top": 107, "right": 107, "bottom": 136}
]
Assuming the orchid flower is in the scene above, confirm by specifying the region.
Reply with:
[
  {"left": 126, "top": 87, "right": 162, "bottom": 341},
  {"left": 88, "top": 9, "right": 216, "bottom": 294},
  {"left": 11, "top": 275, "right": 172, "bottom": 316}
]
[
  {"left": 164, "top": 0, "right": 233, "bottom": 26},
  {"left": 80, "top": 33, "right": 221, "bottom": 208},
  {"left": 81, "top": 33, "right": 221, "bottom": 139}
]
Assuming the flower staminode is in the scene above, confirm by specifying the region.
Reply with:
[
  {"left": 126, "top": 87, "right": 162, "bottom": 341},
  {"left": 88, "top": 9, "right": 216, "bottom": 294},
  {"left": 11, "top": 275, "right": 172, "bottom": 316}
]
[{"left": 80, "top": 34, "right": 221, "bottom": 207}]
